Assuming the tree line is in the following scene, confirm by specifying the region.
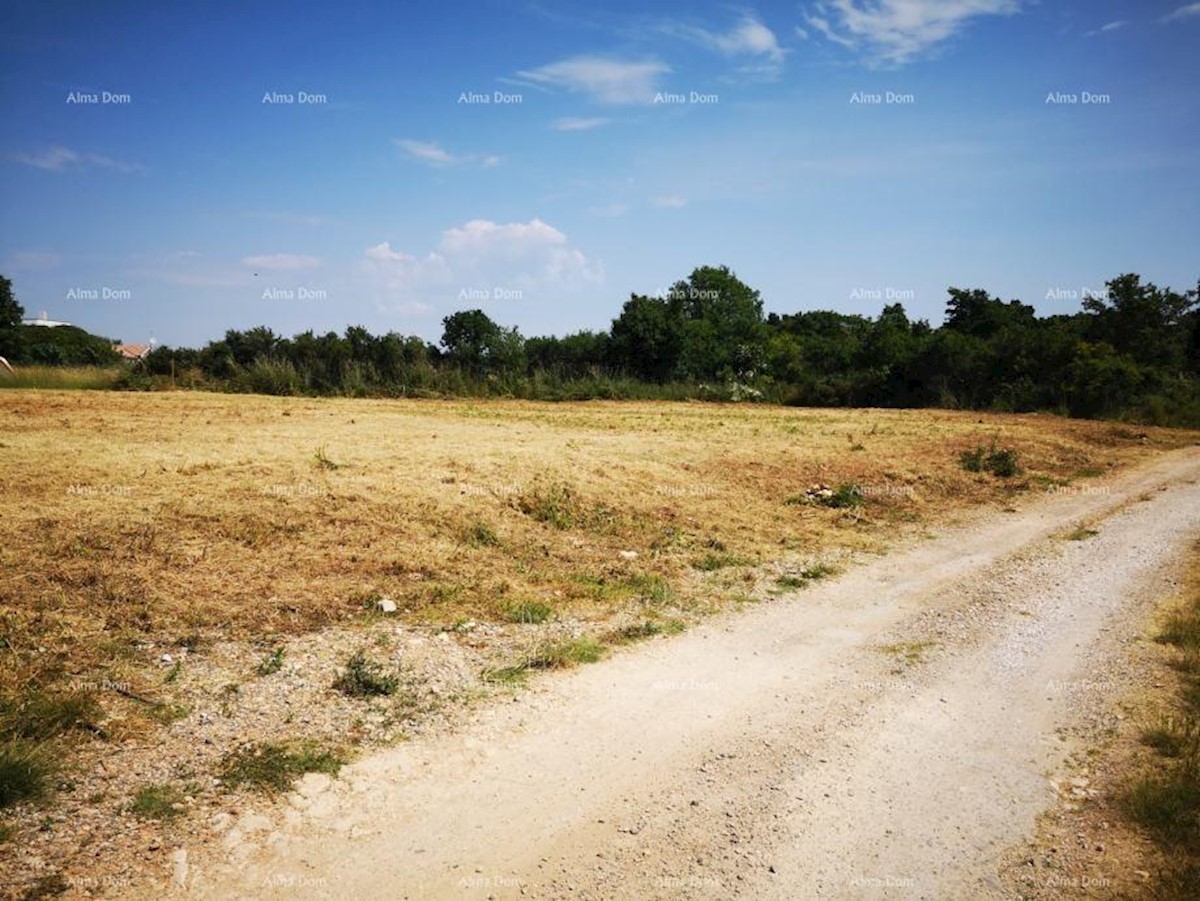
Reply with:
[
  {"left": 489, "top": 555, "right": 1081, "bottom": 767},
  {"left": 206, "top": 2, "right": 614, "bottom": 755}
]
[{"left": 2, "top": 267, "right": 1197, "bottom": 425}]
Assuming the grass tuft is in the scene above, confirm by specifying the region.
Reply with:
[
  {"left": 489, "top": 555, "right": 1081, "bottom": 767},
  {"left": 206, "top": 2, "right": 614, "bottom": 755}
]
[
  {"left": 691, "top": 552, "right": 747, "bottom": 571},
  {"left": 333, "top": 650, "right": 399, "bottom": 698},
  {"left": 465, "top": 521, "right": 500, "bottom": 547},
  {"left": 256, "top": 646, "right": 286, "bottom": 676},
  {"left": 130, "top": 783, "right": 185, "bottom": 819},
  {"left": 504, "top": 600, "right": 552, "bottom": 624},
  {"left": 0, "top": 741, "right": 54, "bottom": 809},
  {"left": 602, "top": 619, "right": 686, "bottom": 645},
  {"left": 524, "top": 636, "right": 605, "bottom": 669},
  {"left": 775, "top": 563, "right": 839, "bottom": 590},
  {"left": 313, "top": 445, "right": 340, "bottom": 471},
  {"left": 518, "top": 482, "right": 578, "bottom": 529},
  {"left": 218, "top": 742, "right": 344, "bottom": 794}
]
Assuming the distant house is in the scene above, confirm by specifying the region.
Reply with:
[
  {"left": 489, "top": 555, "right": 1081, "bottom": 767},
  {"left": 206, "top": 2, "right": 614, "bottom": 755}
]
[
  {"left": 113, "top": 343, "right": 152, "bottom": 362},
  {"left": 21, "top": 311, "right": 72, "bottom": 328}
]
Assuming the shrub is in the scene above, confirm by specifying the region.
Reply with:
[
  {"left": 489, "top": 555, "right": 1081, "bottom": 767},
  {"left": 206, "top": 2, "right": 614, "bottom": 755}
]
[{"left": 960, "top": 441, "right": 1022, "bottom": 477}]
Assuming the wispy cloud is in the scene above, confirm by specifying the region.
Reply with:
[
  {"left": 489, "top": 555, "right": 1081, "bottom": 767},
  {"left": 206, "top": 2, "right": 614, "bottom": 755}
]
[
  {"left": 1162, "top": 3, "right": 1200, "bottom": 22},
  {"left": 553, "top": 116, "right": 611, "bottom": 131},
  {"left": 804, "top": 0, "right": 1021, "bottom": 66},
  {"left": 650, "top": 194, "right": 687, "bottom": 209},
  {"left": 516, "top": 56, "right": 669, "bottom": 105},
  {"left": 13, "top": 145, "right": 143, "bottom": 173},
  {"left": 241, "top": 254, "right": 323, "bottom": 271},
  {"left": 394, "top": 138, "right": 500, "bottom": 168},
  {"left": 664, "top": 14, "right": 788, "bottom": 78},
  {"left": 1086, "top": 20, "right": 1126, "bottom": 37}
]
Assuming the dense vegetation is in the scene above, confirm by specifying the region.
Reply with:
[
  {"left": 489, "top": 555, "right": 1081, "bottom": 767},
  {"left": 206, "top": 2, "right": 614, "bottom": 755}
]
[
  {"left": 0, "top": 277, "right": 120, "bottom": 366},
  {"left": 2, "top": 267, "right": 1197, "bottom": 424}
]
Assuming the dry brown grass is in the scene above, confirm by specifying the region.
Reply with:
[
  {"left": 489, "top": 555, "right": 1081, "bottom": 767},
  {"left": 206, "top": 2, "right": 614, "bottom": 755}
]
[{"left": 0, "top": 391, "right": 1195, "bottom": 766}]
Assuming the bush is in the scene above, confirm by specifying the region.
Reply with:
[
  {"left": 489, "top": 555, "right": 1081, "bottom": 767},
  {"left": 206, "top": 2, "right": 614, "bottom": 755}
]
[{"left": 960, "top": 442, "right": 1022, "bottom": 477}]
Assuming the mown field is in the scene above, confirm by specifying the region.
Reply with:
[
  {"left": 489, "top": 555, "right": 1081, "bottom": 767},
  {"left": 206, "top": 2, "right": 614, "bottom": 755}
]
[{"left": 1, "top": 390, "right": 1197, "bottom": 895}]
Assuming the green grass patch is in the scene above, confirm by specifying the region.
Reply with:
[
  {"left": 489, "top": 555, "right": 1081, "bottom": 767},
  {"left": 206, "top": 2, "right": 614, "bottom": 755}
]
[
  {"left": 602, "top": 619, "right": 686, "bottom": 645},
  {"left": 524, "top": 637, "right": 605, "bottom": 669},
  {"left": 130, "top": 783, "right": 185, "bottom": 819},
  {"left": 0, "top": 740, "right": 54, "bottom": 809},
  {"left": 465, "top": 520, "right": 501, "bottom": 547},
  {"left": 691, "top": 552, "right": 747, "bottom": 571},
  {"left": 1159, "top": 614, "right": 1200, "bottom": 653},
  {"left": 0, "top": 365, "right": 122, "bottom": 390},
  {"left": 481, "top": 665, "right": 531, "bottom": 687},
  {"left": 775, "top": 563, "right": 839, "bottom": 591},
  {"left": 0, "top": 690, "right": 100, "bottom": 741},
  {"left": 218, "top": 742, "right": 344, "bottom": 794},
  {"left": 518, "top": 482, "right": 578, "bottom": 529},
  {"left": 256, "top": 646, "right": 286, "bottom": 676},
  {"left": 333, "top": 650, "right": 399, "bottom": 698},
  {"left": 503, "top": 600, "right": 552, "bottom": 625}
]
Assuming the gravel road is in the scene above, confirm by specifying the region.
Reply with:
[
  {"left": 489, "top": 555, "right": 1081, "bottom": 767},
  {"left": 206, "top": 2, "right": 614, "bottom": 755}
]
[{"left": 169, "top": 449, "right": 1200, "bottom": 901}]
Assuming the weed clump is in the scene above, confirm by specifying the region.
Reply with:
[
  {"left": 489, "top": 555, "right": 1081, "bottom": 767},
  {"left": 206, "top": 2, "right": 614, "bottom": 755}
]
[
  {"left": 960, "top": 442, "right": 1022, "bottom": 477},
  {"left": 333, "top": 651, "right": 399, "bottom": 698}
]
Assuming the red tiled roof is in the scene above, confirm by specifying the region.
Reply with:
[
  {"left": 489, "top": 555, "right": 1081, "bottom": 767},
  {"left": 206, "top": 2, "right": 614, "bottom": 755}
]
[{"left": 114, "top": 343, "right": 152, "bottom": 360}]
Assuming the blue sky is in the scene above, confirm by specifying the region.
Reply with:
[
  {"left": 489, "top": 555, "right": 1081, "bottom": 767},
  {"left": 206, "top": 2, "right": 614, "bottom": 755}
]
[{"left": 1, "top": 0, "right": 1198, "bottom": 347}]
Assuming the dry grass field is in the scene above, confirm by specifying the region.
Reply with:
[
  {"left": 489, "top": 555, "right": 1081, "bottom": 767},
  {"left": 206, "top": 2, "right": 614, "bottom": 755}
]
[{"left": 1, "top": 389, "right": 1197, "bottom": 894}]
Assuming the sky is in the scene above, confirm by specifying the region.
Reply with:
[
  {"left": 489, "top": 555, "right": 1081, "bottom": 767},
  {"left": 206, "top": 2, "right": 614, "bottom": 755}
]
[{"left": 1, "top": 0, "right": 1198, "bottom": 348}]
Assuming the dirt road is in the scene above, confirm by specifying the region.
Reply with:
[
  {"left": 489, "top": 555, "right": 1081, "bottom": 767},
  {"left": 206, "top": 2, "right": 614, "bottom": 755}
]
[{"left": 171, "top": 449, "right": 1200, "bottom": 900}]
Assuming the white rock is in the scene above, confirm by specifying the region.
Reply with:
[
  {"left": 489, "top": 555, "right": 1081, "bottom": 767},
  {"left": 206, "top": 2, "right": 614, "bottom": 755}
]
[
  {"left": 171, "top": 849, "right": 189, "bottom": 888},
  {"left": 619, "top": 550, "right": 639, "bottom": 561},
  {"left": 377, "top": 598, "right": 398, "bottom": 614}
]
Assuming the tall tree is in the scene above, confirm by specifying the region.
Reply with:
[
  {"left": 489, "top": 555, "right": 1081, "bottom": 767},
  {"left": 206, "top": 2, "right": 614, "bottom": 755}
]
[{"left": 0, "top": 274, "right": 25, "bottom": 359}]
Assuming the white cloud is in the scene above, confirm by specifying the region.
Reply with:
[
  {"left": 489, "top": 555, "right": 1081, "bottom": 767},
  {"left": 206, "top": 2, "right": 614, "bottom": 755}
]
[
  {"left": 1086, "top": 20, "right": 1126, "bottom": 36},
  {"left": 394, "top": 139, "right": 455, "bottom": 165},
  {"left": 241, "top": 254, "right": 323, "bottom": 271},
  {"left": 394, "top": 139, "right": 500, "bottom": 168},
  {"left": 13, "top": 145, "right": 142, "bottom": 173},
  {"left": 795, "top": 25, "right": 810, "bottom": 39},
  {"left": 1162, "top": 3, "right": 1200, "bottom": 22},
  {"left": 516, "top": 56, "right": 669, "bottom": 104},
  {"left": 362, "top": 218, "right": 602, "bottom": 310},
  {"left": 663, "top": 14, "right": 788, "bottom": 78},
  {"left": 364, "top": 242, "right": 415, "bottom": 264},
  {"left": 553, "top": 116, "right": 611, "bottom": 131},
  {"left": 804, "top": 0, "right": 1021, "bottom": 66},
  {"left": 650, "top": 194, "right": 687, "bottom": 208}
]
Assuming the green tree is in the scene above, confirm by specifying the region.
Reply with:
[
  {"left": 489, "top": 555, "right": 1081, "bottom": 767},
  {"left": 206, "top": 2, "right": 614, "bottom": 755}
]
[
  {"left": 671, "top": 266, "right": 766, "bottom": 381},
  {"left": 609, "top": 294, "right": 684, "bottom": 382},
  {"left": 1082, "top": 274, "right": 1198, "bottom": 371},
  {"left": 0, "top": 275, "right": 25, "bottom": 359},
  {"left": 440, "top": 309, "right": 522, "bottom": 377}
]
